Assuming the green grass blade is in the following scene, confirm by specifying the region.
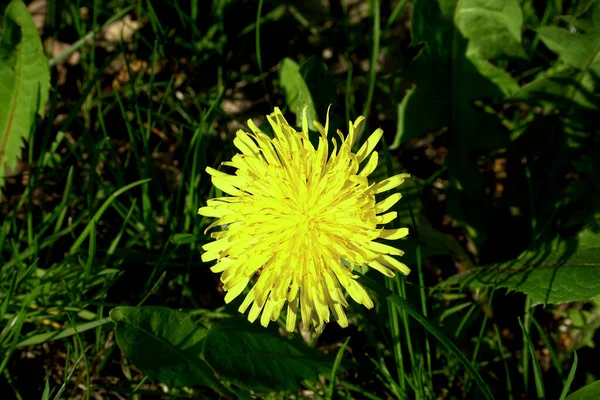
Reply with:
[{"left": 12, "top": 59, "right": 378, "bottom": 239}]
[
  {"left": 326, "top": 337, "right": 350, "bottom": 400},
  {"left": 48, "top": 6, "right": 134, "bottom": 68},
  {"left": 493, "top": 324, "right": 513, "bottom": 399},
  {"left": 355, "top": 0, "right": 380, "bottom": 146},
  {"left": 16, "top": 318, "right": 111, "bottom": 348},
  {"left": 559, "top": 351, "right": 578, "bottom": 400},
  {"left": 519, "top": 317, "right": 545, "bottom": 400},
  {"left": 68, "top": 178, "right": 151, "bottom": 256},
  {"left": 380, "top": 137, "right": 408, "bottom": 391},
  {"left": 531, "top": 315, "right": 563, "bottom": 382},
  {"left": 359, "top": 274, "right": 494, "bottom": 400}
]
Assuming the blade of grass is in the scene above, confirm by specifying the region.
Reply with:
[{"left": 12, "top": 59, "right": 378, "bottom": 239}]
[
  {"left": 51, "top": 351, "right": 86, "bottom": 400},
  {"left": 493, "top": 324, "right": 513, "bottom": 399},
  {"left": 339, "top": 380, "right": 386, "bottom": 400},
  {"left": 326, "top": 337, "right": 350, "bottom": 400},
  {"left": 107, "top": 199, "right": 138, "bottom": 256},
  {"left": 558, "top": 351, "right": 578, "bottom": 400},
  {"left": 522, "top": 296, "right": 533, "bottom": 395},
  {"left": 462, "top": 291, "right": 495, "bottom": 396},
  {"left": 66, "top": 312, "right": 90, "bottom": 400},
  {"left": 453, "top": 303, "right": 477, "bottom": 337},
  {"left": 0, "top": 286, "right": 42, "bottom": 375},
  {"left": 359, "top": 274, "right": 494, "bottom": 400},
  {"left": 48, "top": 6, "right": 134, "bottom": 68},
  {"left": 519, "top": 317, "right": 545, "bottom": 400},
  {"left": 355, "top": 0, "right": 380, "bottom": 146},
  {"left": 82, "top": 220, "right": 96, "bottom": 295},
  {"left": 381, "top": 137, "right": 407, "bottom": 393},
  {"left": 15, "top": 318, "right": 111, "bottom": 348},
  {"left": 407, "top": 200, "right": 432, "bottom": 397},
  {"left": 384, "top": 0, "right": 409, "bottom": 31},
  {"left": 255, "top": 0, "right": 271, "bottom": 107},
  {"left": 68, "top": 178, "right": 151, "bottom": 256},
  {"left": 471, "top": 291, "right": 495, "bottom": 363},
  {"left": 42, "top": 369, "right": 51, "bottom": 400},
  {"left": 344, "top": 62, "right": 354, "bottom": 123},
  {"left": 531, "top": 315, "right": 563, "bottom": 383}
]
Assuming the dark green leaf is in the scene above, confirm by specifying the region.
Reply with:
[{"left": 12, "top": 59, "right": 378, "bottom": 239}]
[
  {"left": 538, "top": 26, "right": 600, "bottom": 75},
  {"left": 442, "top": 229, "right": 600, "bottom": 306},
  {"left": 204, "top": 317, "right": 332, "bottom": 391},
  {"left": 510, "top": 65, "right": 598, "bottom": 110},
  {"left": 566, "top": 380, "right": 600, "bottom": 400},
  {"left": 455, "top": 0, "right": 525, "bottom": 59},
  {"left": 110, "top": 306, "right": 225, "bottom": 391}
]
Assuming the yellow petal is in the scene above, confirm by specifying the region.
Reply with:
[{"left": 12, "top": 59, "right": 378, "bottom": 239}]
[
  {"left": 380, "top": 254, "right": 411, "bottom": 275},
  {"left": 331, "top": 303, "right": 348, "bottom": 328},
  {"left": 368, "top": 260, "right": 395, "bottom": 278},
  {"left": 379, "top": 227, "right": 409, "bottom": 240},
  {"left": 375, "top": 192, "right": 402, "bottom": 214},
  {"left": 374, "top": 173, "right": 410, "bottom": 193},
  {"left": 286, "top": 297, "right": 299, "bottom": 332},
  {"left": 234, "top": 131, "right": 260, "bottom": 155},
  {"left": 359, "top": 151, "right": 379, "bottom": 177},
  {"left": 356, "top": 128, "right": 383, "bottom": 163},
  {"left": 375, "top": 211, "right": 397, "bottom": 224},
  {"left": 367, "top": 241, "right": 405, "bottom": 256},
  {"left": 238, "top": 288, "right": 255, "bottom": 313},
  {"left": 224, "top": 277, "right": 249, "bottom": 303}
]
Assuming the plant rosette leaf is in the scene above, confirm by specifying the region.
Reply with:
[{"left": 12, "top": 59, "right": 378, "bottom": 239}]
[
  {"left": 455, "top": 0, "right": 525, "bottom": 60},
  {"left": 441, "top": 228, "right": 600, "bottom": 306},
  {"left": 566, "top": 380, "right": 600, "bottom": 400},
  {"left": 538, "top": 26, "right": 600, "bottom": 75},
  {"left": 109, "top": 306, "right": 230, "bottom": 396},
  {"left": 0, "top": 0, "right": 50, "bottom": 184},
  {"left": 203, "top": 317, "right": 332, "bottom": 391}
]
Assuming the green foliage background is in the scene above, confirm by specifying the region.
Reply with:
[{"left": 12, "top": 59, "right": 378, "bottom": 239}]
[{"left": 1, "top": 0, "right": 600, "bottom": 398}]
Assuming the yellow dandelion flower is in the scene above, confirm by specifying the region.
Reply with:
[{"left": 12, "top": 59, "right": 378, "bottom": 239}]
[{"left": 199, "top": 107, "right": 410, "bottom": 332}]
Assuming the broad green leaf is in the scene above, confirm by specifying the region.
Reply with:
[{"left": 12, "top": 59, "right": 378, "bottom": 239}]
[
  {"left": 0, "top": 0, "right": 50, "bottom": 183},
  {"left": 279, "top": 57, "right": 317, "bottom": 130},
  {"left": 538, "top": 26, "right": 600, "bottom": 75},
  {"left": 510, "top": 65, "right": 598, "bottom": 110},
  {"left": 442, "top": 229, "right": 600, "bottom": 306},
  {"left": 110, "top": 306, "right": 229, "bottom": 395},
  {"left": 455, "top": 0, "right": 525, "bottom": 59},
  {"left": 203, "top": 317, "right": 332, "bottom": 391},
  {"left": 508, "top": 64, "right": 596, "bottom": 109},
  {"left": 566, "top": 380, "right": 600, "bottom": 400},
  {"left": 470, "top": 57, "right": 520, "bottom": 95}
]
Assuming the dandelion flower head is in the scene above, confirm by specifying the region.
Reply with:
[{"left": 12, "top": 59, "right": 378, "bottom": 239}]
[{"left": 199, "top": 107, "right": 410, "bottom": 332}]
